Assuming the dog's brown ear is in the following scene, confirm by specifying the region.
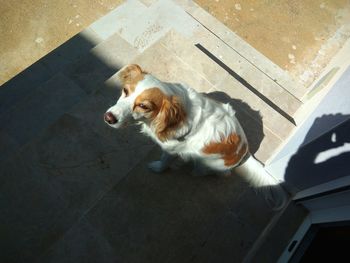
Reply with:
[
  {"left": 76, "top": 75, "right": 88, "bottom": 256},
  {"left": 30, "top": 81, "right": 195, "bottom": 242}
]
[
  {"left": 120, "top": 64, "right": 142, "bottom": 80},
  {"left": 154, "top": 96, "right": 186, "bottom": 141},
  {"left": 117, "top": 64, "right": 145, "bottom": 93}
]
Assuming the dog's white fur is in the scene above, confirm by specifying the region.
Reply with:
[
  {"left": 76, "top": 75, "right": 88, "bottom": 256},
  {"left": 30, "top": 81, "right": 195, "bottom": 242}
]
[{"left": 105, "top": 64, "right": 288, "bottom": 210}]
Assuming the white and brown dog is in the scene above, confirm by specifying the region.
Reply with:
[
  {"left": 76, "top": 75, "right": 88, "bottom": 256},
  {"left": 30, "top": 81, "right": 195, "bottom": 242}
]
[{"left": 104, "top": 64, "right": 288, "bottom": 209}]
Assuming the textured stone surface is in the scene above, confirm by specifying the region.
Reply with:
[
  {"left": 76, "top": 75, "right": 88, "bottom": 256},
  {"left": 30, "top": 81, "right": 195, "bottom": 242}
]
[
  {"left": 0, "top": 61, "right": 52, "bottom": 113},
  {"left": 90, "top": 32, "right": 140, "bottom": 68},
  {"left": 0, "top": 129, "right": 20, "bottom": 163},
  {"left": 0, "top": 0, "right": 124, "bottom": 85},
  {"left": 192, "top": 27, "right": 302, "bottom": 117},
  {"left": 248, "top": 202, "right": 308, "bottom": 263},
  {"left": 159, "top": 31, "right": 296, "bottom": 139},
  {"left": 64, "top": 52, "right": 119, "bottom": 94},
  {"left": 0, "top": 114, "right": 154, "bottom": 262},
  {"left": 132, "top": 39, "right": 214, "bottom": 93},
  {"left": 85, "top": 149, "right": 275, "bottom": 263},
  {"left": 194, "top": 0, "right": 350, "bottom": 88},
  {"left": 0, "top": 73, "right": 87, "bottom": 145},
  {"left": 217, "top": 75, "right": 296, "bottom": 140},
  {"left": 0, "top": 1, "right": 314, "bottom": 262},
  {"left": 36, "top": 218, "right": 118, "bottom": 263}
]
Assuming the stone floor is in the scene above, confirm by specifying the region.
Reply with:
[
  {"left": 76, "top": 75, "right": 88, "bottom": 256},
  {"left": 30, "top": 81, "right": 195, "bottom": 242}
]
[{"left": 0, "top": 1, "right": 309, "bottom": 262}]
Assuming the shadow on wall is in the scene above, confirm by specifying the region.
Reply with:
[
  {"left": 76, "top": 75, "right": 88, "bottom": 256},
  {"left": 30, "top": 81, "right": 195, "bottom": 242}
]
[
  {"left": 284, "top": 114, "right": 350, "bottom": 194},
  {"left": 205, "top": 91, "right": 264, "bottom": 156}
]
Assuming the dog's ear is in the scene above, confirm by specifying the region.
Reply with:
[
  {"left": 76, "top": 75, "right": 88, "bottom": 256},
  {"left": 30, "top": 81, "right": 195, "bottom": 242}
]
[
  {"left": 117, "top": 64, "right": 145, "bottom": 92},
  {"left": 120, "top": 64, "right": 142, "bottom": 79},
  {"left": 154, "top": 96, "right": 186, "bottom": 141}
]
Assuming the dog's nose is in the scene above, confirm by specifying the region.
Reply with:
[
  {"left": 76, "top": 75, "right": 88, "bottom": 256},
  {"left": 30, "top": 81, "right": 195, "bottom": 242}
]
[{"left": 104, "top": 112, "right": 118, "bottom": 124}]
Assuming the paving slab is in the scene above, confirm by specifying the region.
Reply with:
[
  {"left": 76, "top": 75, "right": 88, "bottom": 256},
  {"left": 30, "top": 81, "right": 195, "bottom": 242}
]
[
  {"left": 0, "top": 129, "right": 20, "bottom": 163},
  {"left": 159, "top": 31, "right": 296, "bottom": 139},
  {"left": 120, "top": 0, "right": 303, "bottom": 118},
  {"left": 64, "top": 32, "right": 138, "bottom": 94},
  {"left": 0, "top": 2, "right": 313, "bottom": 263},
  {"left": 91, "top": 0, "right": 199, "bottom": 53},
  {"left": 0, "top": 60, "right": 52, "bottom": 113},
  {"left": 247, "top": 202, "right": 308, "bottom": 263},
  {"left": 36, "top": 218, "right": 118, "bottom": 263},
  {"left": 217, "top": 75, "right": 296, "bottom": 140},
  {"left": 84, "top": 148, "right": 275, "bottom": 263},
  {"left": 176, "top": 0, "right": 306, "bottom": 99},
  {"left": 0, "top": 73, "right": 87, "bottom": 146},
  {"left": 206, "top": 90, "right": 282, "bottom": 164},
  {"left": 191, "top": 186, "right": 274, "bottom": 263},
  {"left": 40, "top": 30, "right": 100, "bottom": 74},
  {"left": 63, "top": 53, "right": 118, "bottom": 95},
  {"left": 0, "top": 28, "right": 101, "bottom": 119},
  {"left": 193, "top": 28, "right": 302, "bottom": 118},
  {"left": 89, "top": 0, "right": 148, "bottom": 41},
  {"left": 0, "top": 153, "right": 73, "bottom": 263},
  {"left": 160, "top": 30, "right": 230, "bottom": 87},
  {"left": 68, "top": 90, "right": 154, "bottom": 149},
  {"left": 131, "top": 38, "right": 214, "bottom": 93},
  {"left": 90, "top": 31, "right": 140, "bottom": 68},
  {"left": 194, "top": 0, "right": 350, "bottom": 90},
  {"left": 128, "top": 31, "right": 290, "bottom": 162},
  {"left": 126, "top": 33, "right": 286, "bottom": 163},
  {"left": 0, "top": 114, "right": 154, "bottom": 263}
]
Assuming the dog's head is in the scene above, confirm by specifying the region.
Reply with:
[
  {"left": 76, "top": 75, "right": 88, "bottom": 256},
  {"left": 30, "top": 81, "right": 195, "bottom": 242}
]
[{"left": 104, "top": 64, "right": 186, "bottom": 141}]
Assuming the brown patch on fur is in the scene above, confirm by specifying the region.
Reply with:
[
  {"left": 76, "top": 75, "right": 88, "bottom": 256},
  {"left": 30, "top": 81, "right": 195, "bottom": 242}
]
[
  {"left": 134, "top": 88, "right": 166, "bottom": 119},
  {"left": 202, "top": 133, "right": 248, "bottom": 166},
  {"left": 118, "top": 64, "right": 145, "bottom": 94},
  {"left": 155, "top": 95, "right": 186, "bottom": 141},
  {"left": 134, "top": 87, "right": 186, "bottom": 141}
]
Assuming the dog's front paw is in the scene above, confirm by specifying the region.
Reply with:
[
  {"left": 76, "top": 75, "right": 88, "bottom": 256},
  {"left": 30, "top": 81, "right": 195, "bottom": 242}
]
[{"left": 148, "top": 161, "right": 168, "bottom": 173}]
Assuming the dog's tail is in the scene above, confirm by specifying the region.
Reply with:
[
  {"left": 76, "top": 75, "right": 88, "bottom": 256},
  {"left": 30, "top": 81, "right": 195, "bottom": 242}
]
[{"left": 235, "top": 154, "right": 289, "bottom": 210}]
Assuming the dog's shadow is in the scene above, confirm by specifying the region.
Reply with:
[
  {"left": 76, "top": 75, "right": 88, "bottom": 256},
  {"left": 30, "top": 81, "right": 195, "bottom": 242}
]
[{"left": 204, "top": 91, "right": 264, "bottom": 155}]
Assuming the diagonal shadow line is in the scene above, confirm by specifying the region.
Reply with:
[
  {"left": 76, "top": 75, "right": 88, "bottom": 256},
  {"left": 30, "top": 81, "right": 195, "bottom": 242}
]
[{"left": 195, "top": 43, "right": 296, "bottom": 126}]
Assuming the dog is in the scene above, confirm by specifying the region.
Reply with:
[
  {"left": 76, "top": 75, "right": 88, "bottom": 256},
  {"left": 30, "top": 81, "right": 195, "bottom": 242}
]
[{"left": 104, "top": 64, "right": 288, "bottom": 210}]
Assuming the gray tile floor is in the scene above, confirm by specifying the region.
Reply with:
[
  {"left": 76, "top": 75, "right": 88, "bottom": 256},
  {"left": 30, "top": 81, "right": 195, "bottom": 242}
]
[
  {"left": 36, "top": 149, "right": 274, "bottom": 263},
  {"left": 0, "top": 1, "right": 306, "bottom": 262}
]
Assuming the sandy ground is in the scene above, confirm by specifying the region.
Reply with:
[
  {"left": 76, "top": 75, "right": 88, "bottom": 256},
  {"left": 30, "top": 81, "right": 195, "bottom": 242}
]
[
  {"left": 1, "top": 0, "right": 350, "bottom": 87},
  {"left": 0, "top": 0, "right": 124, "bottom": 85},
  {"left": 195, "top": 0, "right": 350, "bottom": 86}
]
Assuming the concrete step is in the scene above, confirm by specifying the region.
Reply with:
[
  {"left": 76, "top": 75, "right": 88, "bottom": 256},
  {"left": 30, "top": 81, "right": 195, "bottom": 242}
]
[
  {"left": 175, "top": 0, "right": 306, "bottom": 100},
  {"left": 192, "top": 31, "right": 302, "bottom": 121},
  {"left": 128, "top": 31, "right": 295, "bottom": 163},
  {"left": 160, "top": 31, "right": 297, "bottom": 137}
]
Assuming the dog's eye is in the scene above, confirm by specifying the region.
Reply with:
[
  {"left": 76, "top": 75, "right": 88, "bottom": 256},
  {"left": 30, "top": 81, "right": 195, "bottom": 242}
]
[
  {"left": 139, "top": 103, "right": 149, "bottom": 110},
  {"left": 123, "top": 88, "right": 128, "bottom": 96}
]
